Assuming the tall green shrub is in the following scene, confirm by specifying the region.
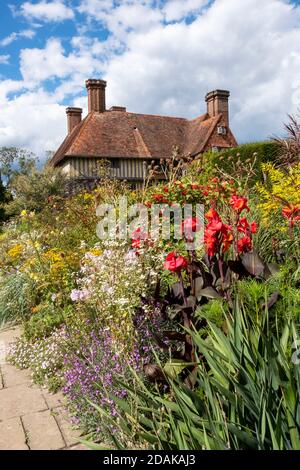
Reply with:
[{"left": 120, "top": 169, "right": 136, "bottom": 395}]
[
  {"left": 202, "top": 141, "right": 280, "bottom": 185},
  {"left": 88, "top": 297, "right": 300, "bottom": 450}
]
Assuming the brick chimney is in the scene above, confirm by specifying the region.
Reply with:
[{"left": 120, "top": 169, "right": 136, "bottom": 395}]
[
  {"left": 205, "top": 90, "right": 230, "bottom": 124},
  {"left": 66, "top": 107, "right": 82, "bottom": 134},
  {"left": 86, "top": 79, "right": 107, "bottom": 113}
]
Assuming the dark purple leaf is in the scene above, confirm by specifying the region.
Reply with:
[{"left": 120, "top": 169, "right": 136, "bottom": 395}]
[{"left": 242, "top": 251, "right": 265, "bottom": 277}]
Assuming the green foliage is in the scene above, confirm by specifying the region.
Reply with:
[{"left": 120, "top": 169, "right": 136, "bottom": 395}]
[
  {"left": 0, "top": 273, "right": 36, "bottom": 325},
  {"left": 0, "top": 147, "right": 36, "bottom": 186},
  {"left": 23, "top": 303, "right": 66, "bottom": 340},
  {"left": 201, "top": 141, "right": 279, "bottom": 186},
  {"left": 0, "top": 135, "right": 299, "bottom": 450},
  {"left": 89, "top": 299, "right": 300, "bottom": 450},
  {"left": 6, "top": 167, "right": 66, "bottom": 215},
  {"left": 195, "top": 299, "right": 228, "bottom": 329}
]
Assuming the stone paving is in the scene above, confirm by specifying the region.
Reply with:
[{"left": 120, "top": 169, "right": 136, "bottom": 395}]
[{"left": 0, "top": 326, "right": 87, "bottom": 450}]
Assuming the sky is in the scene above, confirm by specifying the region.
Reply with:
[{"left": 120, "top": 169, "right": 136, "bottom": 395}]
[{"left": 0, "top": 0, "right": 300, "bottom": 158}]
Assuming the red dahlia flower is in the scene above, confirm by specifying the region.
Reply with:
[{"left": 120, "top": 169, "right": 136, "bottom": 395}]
[
  {"left": 230, "top": 195, "right": 249, "bottom": 213},
  {"left": 164, "top": 251, "right": 188, "bottom": 272}
]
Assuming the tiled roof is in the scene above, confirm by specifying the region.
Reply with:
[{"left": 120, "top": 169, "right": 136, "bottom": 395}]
[{"left": 49, "top": 109, "right": 235, "bottom": 167}]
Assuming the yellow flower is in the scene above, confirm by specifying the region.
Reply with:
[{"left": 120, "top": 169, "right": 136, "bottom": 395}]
[
  {"left": 20, "top": 210, "right": 27, "bottom": 217},
  {"left": 257, "top": 163, "right": 300, "bottom": 225},
  {"left": 89, "top": 248, "right": 102, "bottom": 257},
  {"left": 7, "top": 244, "right": 23, "bottom": 259}
]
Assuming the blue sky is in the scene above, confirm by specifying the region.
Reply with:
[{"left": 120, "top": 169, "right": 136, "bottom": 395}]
[{"left": 0, "top": 0, "right": 300, "bottom": 157}]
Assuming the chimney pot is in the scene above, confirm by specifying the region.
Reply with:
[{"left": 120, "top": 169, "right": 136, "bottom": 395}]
[
  {"left": 66, "top": 107, "right": 82, "bottom": 134},
  {"left": 205, "top": 89, "right": 230, "bottom": 124},
  {"left": 86, "top": 78, "right": 107, "bottom": 113}
]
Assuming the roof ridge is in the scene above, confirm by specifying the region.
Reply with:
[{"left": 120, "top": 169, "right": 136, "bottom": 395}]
[
  {"left": 188, "top": 113, "right": 208, "bottom": 123},
  {"left": 123, "top": 111, "right": 188, "bottom": 121}
]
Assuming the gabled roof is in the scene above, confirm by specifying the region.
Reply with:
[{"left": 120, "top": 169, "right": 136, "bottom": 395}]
[{"left": 49, "top": 109, "right": 235, "bottom": 167}]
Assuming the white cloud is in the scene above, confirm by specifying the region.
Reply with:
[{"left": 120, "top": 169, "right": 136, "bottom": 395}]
[
  {"left": 77, "top": 0, "right": 163, "bottom": 37},
  {"left": 0, "top": 30, "right": 36, "bottom": 47},
  {"left": 103, "top": 0, "right": 300, "bottom": 142},
  {"left": 0, "top": 80, "right": 27, "bottom": 103},
  {"left": 163, "top": 0, "right": 209, "bottom": 22},
  {"left": 0, "top": 90, "right": 67, "bottom": 155},
  {"left": 20, "top": 0, "right": 74, "bottom": 22},
  {"left": 77, "top": 0, "right": 114, "bottom": 20},
  {"left": 2, "top": 0, "right": 300, "bottom": 158},
  {"left": 20, "top": 38, "right": 103, "bottom": 83},
  {"left": 0, "top": 55, "right": 10, "bottom": 64}
]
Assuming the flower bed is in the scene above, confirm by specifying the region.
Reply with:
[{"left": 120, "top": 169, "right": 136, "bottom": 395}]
[{"left": 1, "top": 153, "right": 299, "bottom": 449}]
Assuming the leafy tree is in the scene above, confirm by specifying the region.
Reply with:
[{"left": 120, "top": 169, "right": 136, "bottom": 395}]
[
  {"left": 0, "top": 147, "right": 36, "bottom": 186},
  {"left": 5, "top": 166, "right": 66, "bottom": 215}
]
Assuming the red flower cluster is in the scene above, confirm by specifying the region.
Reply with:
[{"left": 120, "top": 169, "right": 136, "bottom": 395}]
[
  {"left": 236, "top": 217, "right": 257, "bottom": 254},
  {"left": 237, "top": 236, "right": 253, "bottom": 254},
  {"left": 164, "top": 251, "right": 188, "bottom": 272},
  {"left": 204, "top": 196, "right": 257, "bottom": 257},
  {"left": 282, "top": 204, "right": 300, "bottom": 227},
  {"left": 237, "top": 217, "right": 257, "bottom": 235},
  {"left": 230, "top": 195, "right": 249, "bottom": 213},
  {"left": 152, "top": 193, "right": 170, "bottom": 204},
  {"left": 204, "top": 209, "right": 233, "bottom": 257},
  {"left": 150, "top": 177, "right": 238, "bottom": 208}
]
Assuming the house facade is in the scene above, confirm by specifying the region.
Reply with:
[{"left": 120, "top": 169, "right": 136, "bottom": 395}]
[{"left": 48, "top": 79, "right": 237, "bottom": 188}]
